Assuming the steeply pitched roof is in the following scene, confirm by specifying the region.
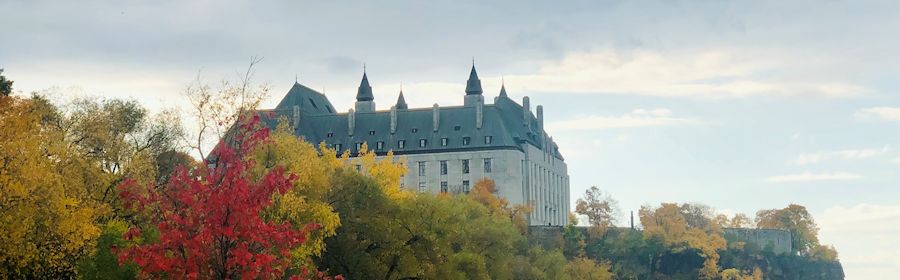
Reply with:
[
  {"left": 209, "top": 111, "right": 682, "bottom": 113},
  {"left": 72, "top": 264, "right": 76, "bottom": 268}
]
[
  {"left": 465, "top": 65, "right": 483, "bottom": 95},
  {"left": 396, "top": 90, "right": 408, "bottom": 109},
  {"left": 275, "top": 82, "right": 337, "bottom": 115},
  {"left": 356, "top": 73, "right": 374, "bottom": 101}
]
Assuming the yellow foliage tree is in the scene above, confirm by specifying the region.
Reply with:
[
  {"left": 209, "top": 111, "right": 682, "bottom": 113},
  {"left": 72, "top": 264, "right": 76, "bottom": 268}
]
[
  {"left": 639, "top": 203, "right": 726, "bottom": 280},
  {"left": 468, "top": 178, "right": 533, "bottom": 234},
  {"left": 0, "top": 96, "right": 101, "bottom": 277},
  {"left": 564, "top": 257, "right": 614, "bottom": 280}
]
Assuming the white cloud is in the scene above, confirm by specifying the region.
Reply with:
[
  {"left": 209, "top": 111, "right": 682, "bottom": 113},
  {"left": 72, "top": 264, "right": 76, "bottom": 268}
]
[
  {"left": 856, "top": 107, "right": 900, "bottom": 122},
  {"left": 766, "top": 172, "right": 861, "bottom": 183},
  {"left": 793, "top": 146, "right": 892, "bottom": 165},
  {"left": 498, "top": 49, "right": 867, "bottom": 99},
  {"left": 547, "top": 108, "right": 699, "bottom": 132},
  {"left": 818, "top": 204, "right": 900, "bottom": 279}
]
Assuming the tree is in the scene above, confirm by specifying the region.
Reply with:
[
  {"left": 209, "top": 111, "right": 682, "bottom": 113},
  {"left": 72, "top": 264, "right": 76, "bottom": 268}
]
[
  {"left": 117, "top": 115, "right": 326, "bottom": 279},
  {"left": 755, "top": 204, "right": 823, "bottom": 257},
  {"left": 0, "top": 95, "right": 101, "bottom": 278},
  {"left": 564, "top": 258, "right": 613, "bottom": 280},
  {"left": 639, "top": 203, "right": 726, "bottom": 279},
  {"left": 575, "top": 186, "right": 618, "bottom": 238},
  {"left": 0, "top": 68, "right": 12, "bottom": 96},
  {"left": 469, "top": 178, "right": 533, "bottom": 234}
]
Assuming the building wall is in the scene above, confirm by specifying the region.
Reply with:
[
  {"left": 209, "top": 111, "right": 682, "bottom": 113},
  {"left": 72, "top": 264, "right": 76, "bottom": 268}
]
[{"left": 390, "top": 143, "right": 569, "bottom": 226}]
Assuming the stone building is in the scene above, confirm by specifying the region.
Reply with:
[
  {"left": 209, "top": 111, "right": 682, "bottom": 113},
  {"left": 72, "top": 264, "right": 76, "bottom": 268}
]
[{"left": 261, "top": 65, "right": 569, "bottom": 226}]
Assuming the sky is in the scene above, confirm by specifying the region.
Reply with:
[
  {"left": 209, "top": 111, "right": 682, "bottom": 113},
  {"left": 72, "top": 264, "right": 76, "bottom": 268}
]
[{"left": 2, "top": 0, "right": 899, "bottom": 278}]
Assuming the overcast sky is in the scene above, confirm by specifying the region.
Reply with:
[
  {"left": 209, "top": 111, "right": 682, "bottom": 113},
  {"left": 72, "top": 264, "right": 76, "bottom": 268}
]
[{"left": 2, "top": 0, "right": 899, "bottom": 278}]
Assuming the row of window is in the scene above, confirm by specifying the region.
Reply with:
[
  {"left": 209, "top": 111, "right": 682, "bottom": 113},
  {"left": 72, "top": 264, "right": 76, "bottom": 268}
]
[
  {"left": 419, "top": 158, "right": 492, "bottom": 176},
  {"left": 419, "top": 180, "right": 472, "bottom": 194},
  {"left": 328, "top": 126, "right": 470, "bottom": 138},
  {"left": 330, "top": 136, "right": 494, "bottom": 152}
]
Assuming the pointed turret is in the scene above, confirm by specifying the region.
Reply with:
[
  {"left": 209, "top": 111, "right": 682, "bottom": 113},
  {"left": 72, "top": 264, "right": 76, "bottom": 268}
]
[
  {"left": 465, "top": 65, "right": 483, "bottom": 95},
  {"left": 499, "top": 83, "right": 508, "bottom": 98},
  {"left": 395, "top": 90, "right": 408, "bottom": 110},
  {"left": 356, "top": 72, "right": 374, "bottom": 101}
]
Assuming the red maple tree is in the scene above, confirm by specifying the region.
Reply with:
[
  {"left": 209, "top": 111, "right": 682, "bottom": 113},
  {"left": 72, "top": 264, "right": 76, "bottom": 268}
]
[{"left": 117, "top": 115, "right": 339, "bottom": 280}]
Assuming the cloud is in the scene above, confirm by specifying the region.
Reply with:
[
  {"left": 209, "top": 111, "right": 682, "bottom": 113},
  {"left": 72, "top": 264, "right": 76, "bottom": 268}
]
[
  {"left": 499, "top": 49, "right": 868, "bottom": 99},
  {"left": 856, "top": 107, "right": 900, "bottom": 122},
  {"left": 793, "top": 146, "right": 892, "bottom": 165},
  {"left": 766, "top": 172, "right": 861, "bottom": 183},
  {"left": 547, "top": 108, "right": 699, "bottom": 132},
  {"left": 818, "top": 204, "right": 900, "bottom": 279}
]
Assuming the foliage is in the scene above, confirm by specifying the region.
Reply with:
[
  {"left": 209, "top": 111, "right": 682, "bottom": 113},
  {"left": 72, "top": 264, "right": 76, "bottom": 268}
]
[
  {"left": 640, "top": 203, "right": 726, "bottom": 279},
  {"left": 0, "top": 68, "right": 12, "bottom": 96},
  {"left": 575, "top": 186, "right": 618, "bottom": 238},
  {"left": 0, "top": 95, "right": 102, "bottom": 278},
  {"left": 756, "top": 204, "right": 830, "bottom": 258},
  {"left": 564, "top": 257, "right": 613, "bottom": 280},
  {"left": 77, "top": 220, "right": 140, "bottom": 280},
  {"left": 469, "top": 178, "right": 533, "bottom": 234},
  {"left": 116, "top": 116, "right": 319, "bottom": 279}
]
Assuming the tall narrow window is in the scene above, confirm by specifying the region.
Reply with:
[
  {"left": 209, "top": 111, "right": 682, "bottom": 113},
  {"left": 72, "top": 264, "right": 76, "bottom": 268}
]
[
  {"left": 419, "top": 139, "right": 427, "bottom": 147},
  {"left": 462, "top": 159, "right": 470, "bottom": 174},
  {"left": 484, "top": 158, "right": 492, "bottom": 173},
  {"left": 355, "top": 143, "right": 362, "bottom": 151},
  {"left": 462, "top": 137, "right": 471, "bottom": 146},
  {"left": 418, "top": 181, "right": 426, "bottom": 193},
  {"left": 376, "top": 141, "right": 384, "bottom": 150},
  {"left": 418, "top": 161, "right": 426, "bottom": 177},
  {"left": 440, "top": 181, "right": 448, "bottom": 193},
  {"left": 398, "top": 140, "right": 405, "bottom": 149},
  {"left": 334, "top": 144, "right": 342, "bottom": 152},
  {"left": 440, "top": 160, "right": 448, "bottom": 175},
  {"left": 463, "top": 180, "right": 470, "bottom": 193},
  {"left": 484, "top": 136, "right": 493, "bottom": 144},
  {"left": 441, "top": 138, "right": 448, "bottom": 146}
]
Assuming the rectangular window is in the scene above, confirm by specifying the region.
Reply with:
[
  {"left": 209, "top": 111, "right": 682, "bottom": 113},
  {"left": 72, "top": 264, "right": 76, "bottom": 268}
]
[
  {"left": 462, "top": 159, "right": 470, "bottom": 174},
  {"left": 484, "top": 158, "right": 492, "bottom": 173},
  {"left": 369, "top": 130, "right": 376, "bottom": 135},
  {"left": 484, "top": 136, "right": 493, "bottom": 144},
  {"left": 355, "top": 164, "right": 361, "bottom": 172},
  {"left": 463, "top": 180, "right": 470, "bottom": 193},
  {"left": 418, "top": 161, "right": 426, "bottom": 177},
  {"left": 334, "top": 144, "right": 342, "bottom": 152},
  {"left": 419, "top": 139, "right": 427, "bottom": 147},
  {"left": 398, "top": 140, "right": 405, "bottom": 149},
  {"left": 411, "top": 128, "right": 418, "bottom": 133},
  {"left": 355, "top": 143, "right": 362, "bottom": 151},
  {"left": 440, "top": 160, "right": 448, "bottom": 175},
  {"left": 418, "top": 181, "right": 426, "bottom": 193},
  {"left": 462, "top": 137, "right": 471, "bottom": 146},
  {"left": 441, "top": 138, "right": 448, "bottom": 146},
  {"left": 440, "top": 181, "right": 448, "bottom": 193},
  {"left": 326, "top": 132, "right": 334, "bottom": 138},
  {"left": 376, "top": 141, "right": 384, "bottom": 150},
  {"left": 454, "top": 125, "right": 461, "bottom": 131}
]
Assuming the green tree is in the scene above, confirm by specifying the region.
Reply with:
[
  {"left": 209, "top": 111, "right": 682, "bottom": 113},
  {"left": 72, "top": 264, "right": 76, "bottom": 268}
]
[{"left": 0, "top": 69, "right": 12, "bottom": 96}]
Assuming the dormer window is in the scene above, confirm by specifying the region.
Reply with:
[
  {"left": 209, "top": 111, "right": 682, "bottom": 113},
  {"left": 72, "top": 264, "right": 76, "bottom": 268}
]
[
  {"left": 419, "top": 139, "right": 427, "bottom": 148},
  {"left": 411, "top": 128, "right": 418, "bottom": 133},
  {"left": 369, "top": 130, "right": 375, "bottom": 135},
  {"left": 441, "top": 138, "right": 448, "bottom": 146},
  {"left": 327, "top": 132, "right": 334, "bottom": 138},
  {"left": 484, "top": 136, "right": 493, "bottom": 144},
  {"left": 454, "top": 125, "right": 461, "bottom": 131},
  {"left": 462, "top": 137, "right": 471, "bottom": 146}
]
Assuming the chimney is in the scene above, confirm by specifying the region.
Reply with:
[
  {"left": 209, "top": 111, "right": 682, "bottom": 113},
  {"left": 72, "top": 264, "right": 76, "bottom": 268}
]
[
  {"left": 536, "top": 105, "right": 544, "bottom": 129},
  {"left": 390, "top": 105, "right": 397, "bottom": 134},
  {"left": 630, "top": 211, "right": 635, "bottom": 230},
  {"left": 476, "top": 95, "right": 483, "bottom": 129},
  {"left": 522, "top": 96, "right": 531, "bottom": 129},
  {"left": 348, "top": 108, "right": 355, "bottom": 136},
  {"left": 292, "top": 105, "right": 301, "bottom": 130},
  {"left": 432, "top": 103, "right": 440, "bottom": 132}
]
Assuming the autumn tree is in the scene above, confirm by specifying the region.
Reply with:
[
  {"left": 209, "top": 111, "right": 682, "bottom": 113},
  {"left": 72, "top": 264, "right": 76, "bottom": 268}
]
[
  {"left": 469, "top": 178, "right": 533, "bottom": 234},
  {"left": 575, "top": 186, "right": 618, "bottom": 238},
  {"left": 0, "top": 95, "right": 101, "bottom": 278},
  {"left": 639, "top": 203, "right": 726, "bottom": 279},
  {"left": 756, "top": 204, "right": 837, "bottom": 261},
  {"left": 117, "top": 116, "right": 324, "bottom": 279},
  {"left": 564, "top": 257, "right": 613, "bottom": 280}
]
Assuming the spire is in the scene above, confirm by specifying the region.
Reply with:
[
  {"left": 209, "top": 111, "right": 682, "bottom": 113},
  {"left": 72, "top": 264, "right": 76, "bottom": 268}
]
[
  {"left": 499, "top": 77, "right": 508, "bottom": 98},
  {"left": 465, "top": 63, "right": 483, "bottom": 95},
  {"left": 396, "top": 89, "right": 408, "bottom": 110},
  {"left": 356, "top": 71, "right": 374, "bottom": 101}
]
